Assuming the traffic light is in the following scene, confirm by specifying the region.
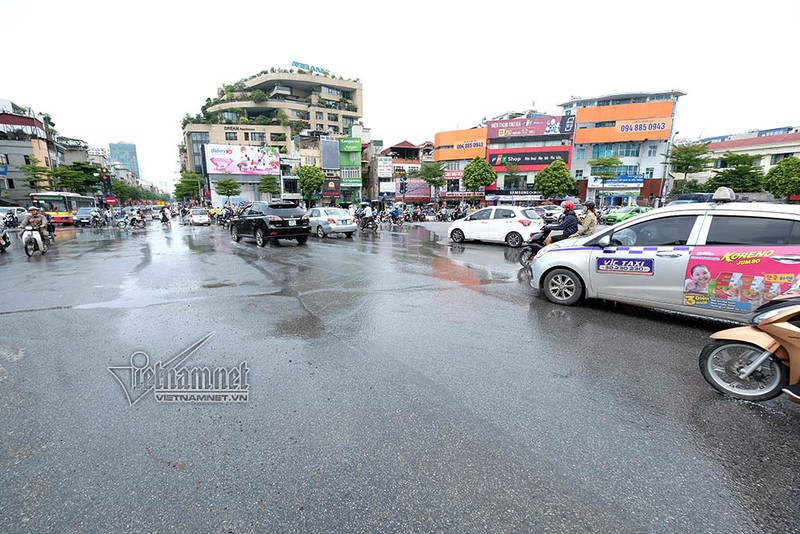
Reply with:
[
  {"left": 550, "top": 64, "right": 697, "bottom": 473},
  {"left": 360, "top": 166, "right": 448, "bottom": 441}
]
[{"left": 399, "top": 183, "right": 406, "bottom": 194}]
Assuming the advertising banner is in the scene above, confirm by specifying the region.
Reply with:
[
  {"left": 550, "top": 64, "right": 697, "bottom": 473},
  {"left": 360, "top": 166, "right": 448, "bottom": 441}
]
[
  {"left": 616, "top": 117, "right": 672, "bottom": 137},
  {"left": 205, "top": 144, "right": 280, "bottom": 175},
  {"left": 320, "top": 137, "right": 340, "bottom": 170},
  {"left": 488, "top": 149, "right": 570, "bottom": 168},
  {"left": 380, "top": 182, "right": 396, "bottom": 193},
  {"left": 322, "top": 178, "right": 341, "bottom": 197},
  {"left": 341, "top": 170, "right": 362, "bottom": 187},
  {"left": 444, "top": 170, "right": 464, "bottom": 180},
  {"left": 487, "top": 115, "right": 575, "bottom": 139},
  {"left": 683, "top": 246, "right": 800, "bottom": 314},
  {"left": 340, "top": 151, "right": 360, "bottom": 168},
  {"left": 588, "top": 174, "right": 644, "bottom": 188},
  {"left": 339, "top": 137, "right": 361, "bottom": 152},
  {"left": 377, "top": 157, "right": 393, "bottom": 178}
]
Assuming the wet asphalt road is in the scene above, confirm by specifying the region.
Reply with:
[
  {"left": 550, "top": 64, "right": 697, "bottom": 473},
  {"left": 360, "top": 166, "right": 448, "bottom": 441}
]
[{"left": 0, "top": 220, "right": 798, "bottom": 533}]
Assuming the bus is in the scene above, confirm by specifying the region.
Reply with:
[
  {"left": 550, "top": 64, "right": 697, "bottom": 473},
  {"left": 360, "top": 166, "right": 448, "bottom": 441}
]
[{"left": 29, "top": 192, "right": 96, "bottom": 224}]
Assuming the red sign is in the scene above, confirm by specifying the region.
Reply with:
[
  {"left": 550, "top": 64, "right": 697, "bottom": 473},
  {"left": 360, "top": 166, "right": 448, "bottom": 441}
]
[{"left": 105, "top": 197, "right": 118, "bottom": 205}]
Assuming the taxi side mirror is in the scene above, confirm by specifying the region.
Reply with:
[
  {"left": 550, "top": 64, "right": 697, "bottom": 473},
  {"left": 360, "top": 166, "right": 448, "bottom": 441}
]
[{"left": 597, "top": 235, "right": 611, "bottom": 248}]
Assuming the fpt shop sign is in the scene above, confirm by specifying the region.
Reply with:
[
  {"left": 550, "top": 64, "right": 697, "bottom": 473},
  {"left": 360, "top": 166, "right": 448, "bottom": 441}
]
[{"left": 488, "top": 150, "right": 570, "bottom": 168}]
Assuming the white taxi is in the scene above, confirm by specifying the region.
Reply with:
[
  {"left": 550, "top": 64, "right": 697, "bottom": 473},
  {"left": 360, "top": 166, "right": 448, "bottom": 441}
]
[{"left": 529, "top": 188, "right": 800, "bottom": 323}]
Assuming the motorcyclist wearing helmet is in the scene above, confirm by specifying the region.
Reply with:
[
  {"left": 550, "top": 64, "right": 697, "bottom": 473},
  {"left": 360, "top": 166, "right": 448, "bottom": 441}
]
[
  {"left": 543, "top": 200, "right": 579, "bottom": 245},
  {"left": 571, "top": 200, "right": 598, "bottom": 238},
  {"left": 19, "top": 206, "right": 49, "bottom": 246}
]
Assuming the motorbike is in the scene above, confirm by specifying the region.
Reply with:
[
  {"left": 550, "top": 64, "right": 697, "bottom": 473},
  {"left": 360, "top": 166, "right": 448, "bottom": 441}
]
[
  {"left": 358, "top": 215, "right": 378, "bottom": 232},
  {"left": 90, "top": 213, "right": 107, "bottom": 228},
  {"left": 699, "top": 294, "right": 800, "bottom": 403},
  {"left": 129, "top": 216, "right": 146, "bottom": 229},
  {"left": 0, "top": 221, "right": 10, "bottom": 253},
  {"left": 3, "top": 212, "right": 18, "bottom": 228},
  {"left": 518, "top": 228, "right": 552, "bottom": 266},
  {"left": 21, "top": 225, "right": 50, "bottom": 256}
]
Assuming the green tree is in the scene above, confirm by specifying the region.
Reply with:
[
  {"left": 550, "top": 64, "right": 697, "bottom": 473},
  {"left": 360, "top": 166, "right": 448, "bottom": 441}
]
[
  {"left": 763, "top": 156, "right": 800, "bottom": 199},
  {"left": 258, "top": 174, "right": 281, "bottom": 196},
  {"left": 587, "top": 155, "right": 622, "bottom": 206},
  {"left": 504, "top": 163, "right": 523, "bottom": 188},
  {"left": 462, "top": 157, "right": 497, "bottom": 194},
  {"left": 410, "top": 162, "right": 446, "bottom": 189},
  {"left": 49, "top": 167, "right": 86, "bottom": 193},
  {"left": 665, "top": 142, "right": 711, "bottom": 180},
  {"left": 214, "top": 177, "right": 242, "bottom": 203},
  {"left": 534, "top": 159, "right": 577, "bottom": 199},
  {"left": 705, "top": 152, "right": 763, "bottom": 193},
  {"left": 111, "top": 179, "right": 134, "bottom": 202},
  {"left": 251, "top": 89, "right": 267, "bottom": 103},
  {"left": 17, "top": 156, "right": 51, "bottom": 192},
  {"left": 174, "top": 172, "right": 204, "bottom": 201},
  {"left": 298, "top": 165, "right": 325, "bottom": 202}
]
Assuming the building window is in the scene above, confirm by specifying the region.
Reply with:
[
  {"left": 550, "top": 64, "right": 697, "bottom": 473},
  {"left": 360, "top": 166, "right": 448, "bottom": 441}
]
[
  {"left": 575, "top": 170, "right": 583, "bottom": 179},
  {"left": 251, "top": 132, "right": 266, "bottom": 142},
  {"left": 330, "top": 126, "right": 339, "bottom": 133},
  {"left": 590, "top": 165, "right": 639, "bottom": 176},
  {"left": 282, "top": 178, "right": 299, "bottom": 194},
  {"left": 576, "top": 148, "right": 585, "bottom": 160},
  {"left": 0, "top": 154, "right": 7, "bottom": 165},
  {"left": 592, "top": 142, "right": 641, "bottom": 158},
  {"left": 771, "top": 153, "right": 793, "bottom": 165},
  {"left": 244, "top": 132, "right": 250, "bottom": 141},
  {"left": 647, "top": 145, "right": 657, "bottom": 157},
  {"left": 644, "top": 167, "right": 654, "bottom": 179},
  {"left": 327, "top": 113, "right": 339, "bottom": 122},
  {"left": 225, "top": 132, "right": 238, "bottom": 141},
  {"left": 595, "top": 121, "right": 616, "bottom": 128},
  {"left": 316, "top": 111, "right": 323, "bottom": 120},
  {"left": 24, "top": 155, "right": 32, "bottom": 165}
]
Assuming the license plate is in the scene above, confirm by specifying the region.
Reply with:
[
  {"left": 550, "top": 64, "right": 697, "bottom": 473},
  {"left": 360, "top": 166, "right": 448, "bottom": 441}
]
[
  {"left": 340, "top": 220, "right": 349, "bottom": 225},
  {"left": 288, "top": 220, "right": 296, "bottom": 226}
]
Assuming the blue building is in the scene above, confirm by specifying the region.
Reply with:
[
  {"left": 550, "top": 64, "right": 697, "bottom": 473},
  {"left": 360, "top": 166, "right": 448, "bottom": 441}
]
[{"left": 109, "top": 142, "right": 141, "bottom": 179}]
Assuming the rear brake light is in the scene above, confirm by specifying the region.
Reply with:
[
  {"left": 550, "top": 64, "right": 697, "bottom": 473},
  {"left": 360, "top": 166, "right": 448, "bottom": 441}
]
[
  {"left": 265, "top": 215, "right": 281, "bottom": 221},
  {"left": 519, "top": 220, "right": 532, "bottom": 227},
  {"left": 326, "top": 218, "right": 335, "bottom": 223}
]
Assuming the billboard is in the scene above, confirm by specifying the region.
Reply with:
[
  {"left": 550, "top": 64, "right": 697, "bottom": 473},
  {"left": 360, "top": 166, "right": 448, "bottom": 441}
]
[
  {"left": 487, "top": 116, "right": 575, "bottom": 139},
  {"left": 488, "top": 149, "right": 571, "bottom": 170},
  {"left": 322, "top": 178, "right": 341, "bottom": 197},
  {"left": 377, "top": 156, "right": 393, "bottom": 178},
  {"left": 434, "top": 128, "right": 487, "bottom": 161},
  {"left": 205, "top": 144, "right": 279, "bottom": 175},
  {"left": 320, "top": 136, "right": 340, "bottom": 170},
  {"left": 339, "top": 137, "right": 361, "bottom": 152}
]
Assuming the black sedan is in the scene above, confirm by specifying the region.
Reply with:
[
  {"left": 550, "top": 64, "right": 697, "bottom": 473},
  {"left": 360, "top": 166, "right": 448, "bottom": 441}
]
[{"left": 230, "top": 201, "right": 310, "bottom": 246}]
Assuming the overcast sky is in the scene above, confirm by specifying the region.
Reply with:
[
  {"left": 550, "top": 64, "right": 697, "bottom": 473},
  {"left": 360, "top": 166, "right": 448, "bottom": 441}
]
[{"left": 3, "top": 0, "right": 798, "bottom": 191}]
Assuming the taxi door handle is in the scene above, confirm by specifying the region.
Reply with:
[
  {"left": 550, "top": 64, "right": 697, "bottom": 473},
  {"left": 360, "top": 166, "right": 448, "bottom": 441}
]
[{"left": 656, "top": 252, "right": 683, "bottom": 258}]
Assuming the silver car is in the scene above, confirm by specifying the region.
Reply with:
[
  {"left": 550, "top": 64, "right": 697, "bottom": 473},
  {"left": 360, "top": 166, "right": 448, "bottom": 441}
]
[
  {"left": 306, "top": 207, "right": 357, "bottom": 238},
  {"left": 529, "top": 189, "right": 800, "bottom": 323}
]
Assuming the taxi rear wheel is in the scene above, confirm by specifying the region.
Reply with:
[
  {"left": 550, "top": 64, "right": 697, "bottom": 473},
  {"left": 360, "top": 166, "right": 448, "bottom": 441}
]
[{"left": 543, "top": 268, "right": 583, "bottom": 306}]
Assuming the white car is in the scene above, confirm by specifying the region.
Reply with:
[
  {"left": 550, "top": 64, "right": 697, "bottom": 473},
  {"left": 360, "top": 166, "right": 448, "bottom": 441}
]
[
  {"left": 448, "top": 206, "right": 544, "bottom": 248},
  {"left": 306, "top": 207, "right": 357, "bottom": 238},
  {"left": 187, "top": 208, "right": 210, "bottom": 226}
]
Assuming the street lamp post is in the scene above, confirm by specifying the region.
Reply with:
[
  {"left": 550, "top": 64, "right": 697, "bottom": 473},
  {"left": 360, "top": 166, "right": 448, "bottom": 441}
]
[{"left": 659, "top": 130, "right": 680, "bottom": 207}]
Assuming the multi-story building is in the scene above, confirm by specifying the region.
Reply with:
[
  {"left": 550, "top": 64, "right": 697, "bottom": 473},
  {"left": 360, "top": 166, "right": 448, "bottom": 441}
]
[
  {"left": 485, "top": 113, "right": 576, "bottom": 204},
  {"left": 182, "top": 67, "right": 363, "bottom": 204},
  {"left": 0, "top": 99, "right": 56, "bottom": 206},
  {"left": 109, "top": 142, "right": 141, "bottom": 180},
  {"left": 380, "top": 141, "right": 433, "bottom": 205},
  {"left": 693, "top": 126, "right": 800, "bottom": 182},
  {"left": 433, "top": 127, "right": 487, "bottom": 207},
  {"left": 560, "top": 90, "right": 685, "bottom": 206}
]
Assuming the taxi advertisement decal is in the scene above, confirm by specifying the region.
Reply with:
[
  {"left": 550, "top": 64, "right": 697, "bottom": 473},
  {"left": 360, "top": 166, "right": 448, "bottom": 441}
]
[
  {"left": 683, "top": 245, "right": 800, "bottom": 313},
  {"left": 596, "top": 258, "right": 654, "bottom": 275}
]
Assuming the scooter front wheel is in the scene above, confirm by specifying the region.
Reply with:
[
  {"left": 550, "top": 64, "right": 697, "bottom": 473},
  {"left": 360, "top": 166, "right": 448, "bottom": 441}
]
[
  {"left": 24, "top": 239, "right": 35, "bottom": 257},
  {"left": 518, "top": 247, "right": 535, "bottom": 267},
  {"left": 699, "top": 340, "right": 788, "bottom": 401}
]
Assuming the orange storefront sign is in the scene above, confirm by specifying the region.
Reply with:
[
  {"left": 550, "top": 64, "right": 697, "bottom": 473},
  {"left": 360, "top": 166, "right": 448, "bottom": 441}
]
[
  {"left": 576, "top": 101, "right": 674, "bottom": 123},
  {"left": 576, "top": 117, "right": 673, "bottom": 143}
]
